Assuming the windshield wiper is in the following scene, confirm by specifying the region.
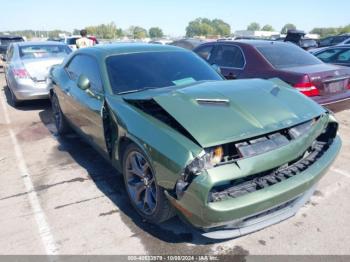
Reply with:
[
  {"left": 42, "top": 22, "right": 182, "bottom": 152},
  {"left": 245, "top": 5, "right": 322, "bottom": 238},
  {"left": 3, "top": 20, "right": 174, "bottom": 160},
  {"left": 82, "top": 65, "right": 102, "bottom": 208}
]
[{"left": 117, "top": 87, "right": 161, "bottom": 95}]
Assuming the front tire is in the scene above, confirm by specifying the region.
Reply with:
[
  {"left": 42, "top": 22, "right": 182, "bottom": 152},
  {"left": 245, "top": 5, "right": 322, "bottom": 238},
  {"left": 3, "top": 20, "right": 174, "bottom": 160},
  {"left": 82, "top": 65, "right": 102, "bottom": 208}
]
[
  {"left": 51, "top": 93, "right": 70, "bottom": 135},
  {"left": 122, "top": 143, "right": 174, "bottom": 224}
]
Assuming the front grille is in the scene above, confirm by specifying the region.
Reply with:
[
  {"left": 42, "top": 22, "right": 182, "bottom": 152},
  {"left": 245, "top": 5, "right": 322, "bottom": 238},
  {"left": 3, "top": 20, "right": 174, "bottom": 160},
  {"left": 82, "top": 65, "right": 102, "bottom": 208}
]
[
  {"left": 209, "top": 141, "right": 328, "bottom": 202},
  {"left": 242, "top": 197, "right": 297, "bottom": 223}
]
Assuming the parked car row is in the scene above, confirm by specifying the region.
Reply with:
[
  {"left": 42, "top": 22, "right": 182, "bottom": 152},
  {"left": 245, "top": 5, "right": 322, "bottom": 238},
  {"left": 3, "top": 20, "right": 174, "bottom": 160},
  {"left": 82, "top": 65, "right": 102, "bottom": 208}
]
[{"left": 318, "top": 34, "right": 350, "bottom": 48}]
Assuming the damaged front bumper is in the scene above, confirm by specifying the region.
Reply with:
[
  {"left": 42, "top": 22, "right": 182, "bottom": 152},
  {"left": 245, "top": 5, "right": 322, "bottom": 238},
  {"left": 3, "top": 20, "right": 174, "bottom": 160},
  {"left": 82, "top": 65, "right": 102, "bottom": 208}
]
[{"left": 165, "top": 117, "right": 341, "bottom": 239}]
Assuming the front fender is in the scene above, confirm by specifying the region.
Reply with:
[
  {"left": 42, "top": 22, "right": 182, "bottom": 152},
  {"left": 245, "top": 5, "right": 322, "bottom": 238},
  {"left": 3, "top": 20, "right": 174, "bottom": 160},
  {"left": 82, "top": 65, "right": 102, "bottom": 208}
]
[{"left": 107, "top": 96, "right": 203, "bottom": 189}]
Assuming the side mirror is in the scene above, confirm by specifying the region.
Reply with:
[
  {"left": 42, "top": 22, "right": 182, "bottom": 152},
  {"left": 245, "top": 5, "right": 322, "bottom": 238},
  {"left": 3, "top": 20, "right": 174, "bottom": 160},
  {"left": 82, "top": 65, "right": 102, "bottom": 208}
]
[
  {"left": 211, "top": 64, "right": 221, "bottom": 74},
  {"left": 77, "top": 74, "right": 90, "bottom": 90},
  {"left": 1, "top": 55, "right": 6, "bottom": 62}
]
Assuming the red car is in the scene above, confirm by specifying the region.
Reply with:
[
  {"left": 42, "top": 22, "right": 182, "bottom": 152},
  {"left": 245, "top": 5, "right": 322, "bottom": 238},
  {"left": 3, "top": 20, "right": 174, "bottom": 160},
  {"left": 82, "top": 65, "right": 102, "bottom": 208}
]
[{"left": 194, "top": 40, "right": 350, "bottom": 110}]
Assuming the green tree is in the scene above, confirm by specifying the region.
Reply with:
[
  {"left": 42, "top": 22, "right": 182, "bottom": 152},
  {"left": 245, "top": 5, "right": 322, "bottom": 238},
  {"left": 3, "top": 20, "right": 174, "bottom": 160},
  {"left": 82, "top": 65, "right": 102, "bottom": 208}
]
[
  {"left": 186, "top": 17, "right": 231, "bottom": 37},
  {"left": 128, "top": 26, "right": 148, "bottom": 39},
  {"left": 84, "top": 22, "right": 122, "bottom": 39},
  {"left": 247, "top": 22, "right": 260, "bottom": 31},
  {"left": 310, "top": 27, "right": 338, "bottom": 38},
  {"left": 339, "top": 24, "right": 350, "bottom": 34},
  {"left": 281, "top": 23, "right": 297, "bottom": 34},
  {"left": 262, "top": 24, "right": 275, "bottom": 31},
  {"left": 212, "top": 19, "right": 231, "bottom": 36},
  {"left": 149, "top": 27, "right": 164, "bottom": 38},
  {"left": 73, "top": 29, "right": 80, "bottom": 35}
]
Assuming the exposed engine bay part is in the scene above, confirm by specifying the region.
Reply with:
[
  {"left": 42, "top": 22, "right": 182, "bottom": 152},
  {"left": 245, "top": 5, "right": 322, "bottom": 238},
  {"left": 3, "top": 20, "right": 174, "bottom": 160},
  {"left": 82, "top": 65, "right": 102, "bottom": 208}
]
[{"left": 124, "top": 98, "right": 201, "bottom": 146}]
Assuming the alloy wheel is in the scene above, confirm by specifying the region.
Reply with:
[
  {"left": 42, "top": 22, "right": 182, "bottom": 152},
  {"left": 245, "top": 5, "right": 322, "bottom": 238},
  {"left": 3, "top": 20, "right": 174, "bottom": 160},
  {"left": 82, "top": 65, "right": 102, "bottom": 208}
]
[{"left": 125, "top": 151, "right": 157, "bottom": 215}]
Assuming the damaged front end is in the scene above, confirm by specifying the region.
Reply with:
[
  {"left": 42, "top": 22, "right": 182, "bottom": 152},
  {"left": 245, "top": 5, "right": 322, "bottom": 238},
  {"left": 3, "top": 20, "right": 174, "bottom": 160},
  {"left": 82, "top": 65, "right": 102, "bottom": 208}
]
[{"left": 167, "top": 112, "right": 341, "bottom": 239}]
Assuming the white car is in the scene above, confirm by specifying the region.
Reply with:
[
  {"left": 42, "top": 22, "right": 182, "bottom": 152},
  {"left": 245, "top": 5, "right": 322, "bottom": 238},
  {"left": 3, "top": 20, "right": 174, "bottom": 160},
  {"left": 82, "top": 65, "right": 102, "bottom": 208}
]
[{"left": 60, "top": 35, "right": 98, "bottom": 50}]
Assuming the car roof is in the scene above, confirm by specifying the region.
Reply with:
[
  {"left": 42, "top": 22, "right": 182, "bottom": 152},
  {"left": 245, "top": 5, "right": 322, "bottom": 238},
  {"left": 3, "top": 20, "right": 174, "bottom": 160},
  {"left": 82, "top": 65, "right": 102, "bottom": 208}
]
[
  {"left": 16, "top": 41, "right": 67, "bottom": 47},
  {"left": 320, "top": 45, "right": 350, "bottom": 51},
  {"left": 78, "top": 43, "right": 187, "bottom": 57},
  {"left": 0, "top": 35, "right": 23, "bottom": 39},
  {"left": 216, "top": 39, "right": 293, "bottom": 48}
]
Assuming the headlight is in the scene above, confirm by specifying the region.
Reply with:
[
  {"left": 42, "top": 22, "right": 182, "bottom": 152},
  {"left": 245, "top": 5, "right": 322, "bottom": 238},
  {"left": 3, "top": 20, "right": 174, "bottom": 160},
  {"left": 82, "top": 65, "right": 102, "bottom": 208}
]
[
  {"left": 185, "top": 146, "right": 223, "bottom": 176},
  {"left": 175, "top": 146, "right": 223, "bottom": 199}
]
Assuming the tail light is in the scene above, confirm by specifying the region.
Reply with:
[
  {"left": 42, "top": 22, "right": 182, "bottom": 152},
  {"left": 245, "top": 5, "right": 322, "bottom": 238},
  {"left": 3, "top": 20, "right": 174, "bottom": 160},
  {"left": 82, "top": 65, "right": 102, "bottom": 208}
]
[
  {"left": 13, "top": 68, "right": 30, "bottom": 79},
  {"left": 293, "top": 82, "right": 319, "bottom": 97},
  {"left": 347, "top": 82, "right": 350, "bottom": 89}
]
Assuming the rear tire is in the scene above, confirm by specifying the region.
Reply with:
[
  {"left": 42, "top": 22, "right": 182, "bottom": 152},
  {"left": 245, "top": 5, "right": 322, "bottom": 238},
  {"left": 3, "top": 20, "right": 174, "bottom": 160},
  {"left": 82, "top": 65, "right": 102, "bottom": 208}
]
[
  {"left": 51, "top": 93, "right": 70, "bottom": 135},
  {"left": 122, "top": 143, "right": 174, "bottom": 224},
  {"left": 8, "top": 86, "right": 20, "bottom": 107}
]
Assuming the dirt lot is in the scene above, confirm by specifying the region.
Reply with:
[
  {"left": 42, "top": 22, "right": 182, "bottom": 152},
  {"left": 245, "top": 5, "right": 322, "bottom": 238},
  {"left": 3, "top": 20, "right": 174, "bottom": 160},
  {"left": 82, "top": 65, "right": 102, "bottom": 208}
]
[{"left": 0, "top": 71, "right": 350, "bottom": 256}]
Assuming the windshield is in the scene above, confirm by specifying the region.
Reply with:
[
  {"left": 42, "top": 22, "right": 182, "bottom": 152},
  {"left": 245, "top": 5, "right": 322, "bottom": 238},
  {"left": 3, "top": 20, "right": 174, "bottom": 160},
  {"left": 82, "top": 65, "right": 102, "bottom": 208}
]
[
  {"left": 106, "top": 51, "right": 223, "bottom": 94},
  {"left": 19, "top": 45, "right": 71, "bottom": 59},
  {"left": 257, "top": 44, "right": 322, "bottom": 69}
]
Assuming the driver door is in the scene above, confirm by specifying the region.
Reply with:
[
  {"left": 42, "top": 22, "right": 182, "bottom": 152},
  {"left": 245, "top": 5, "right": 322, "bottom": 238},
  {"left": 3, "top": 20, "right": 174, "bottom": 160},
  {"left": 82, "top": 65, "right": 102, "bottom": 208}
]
[{"left": 64, "top": 54, "right": 107, "bottom": 153}]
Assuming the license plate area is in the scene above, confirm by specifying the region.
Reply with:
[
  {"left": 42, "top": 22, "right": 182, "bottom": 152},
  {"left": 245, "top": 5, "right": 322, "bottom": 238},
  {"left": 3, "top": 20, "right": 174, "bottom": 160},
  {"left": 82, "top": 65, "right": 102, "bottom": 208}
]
[{"left": 325, "top": 80, "right": 346, "bottom": 94}]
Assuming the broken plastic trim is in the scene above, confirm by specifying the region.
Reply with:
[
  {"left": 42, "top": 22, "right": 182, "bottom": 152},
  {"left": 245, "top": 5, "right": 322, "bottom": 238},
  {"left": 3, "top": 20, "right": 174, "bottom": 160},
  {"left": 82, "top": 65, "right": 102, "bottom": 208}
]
[
  {"left": 208, "top": 122, "right": 337, "bottom": 202},
  {"left": 217, "top": 117, "right": 320, "bottom": 165},
  {"left": 175, "top": 151, "right": 208, "bottom": 199}
]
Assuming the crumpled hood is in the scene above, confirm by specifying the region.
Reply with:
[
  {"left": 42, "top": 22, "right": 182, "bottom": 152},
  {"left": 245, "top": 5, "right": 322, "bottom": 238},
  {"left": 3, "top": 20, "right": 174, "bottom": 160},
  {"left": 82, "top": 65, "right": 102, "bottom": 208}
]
[{"left": 123, "top": 79, "right": 326, "bottom": 148}]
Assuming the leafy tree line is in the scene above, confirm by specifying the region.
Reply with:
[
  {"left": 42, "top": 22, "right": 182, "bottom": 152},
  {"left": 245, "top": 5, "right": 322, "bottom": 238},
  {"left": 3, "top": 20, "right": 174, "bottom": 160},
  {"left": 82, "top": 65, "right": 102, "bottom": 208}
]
[
  {"left": 0, "top": 29, "right": 70, "bottom": 39},
  {"left": 75, "top": 23, "right": 164, "bottom": 39},
  {"left": 2, "top": 20, "right": 350, "bottom": 40},
  {"left": 246, "top": 22, "right": 294, "bottom": 33},
  {"left": 1, "top": 23, "right": 164, "bottom": 40},
  {"left": 310, "top": 24, "right": 350, "bottom": 38},
  {"left": 186, "top": 18, "right": 231, "bottom": 37}
]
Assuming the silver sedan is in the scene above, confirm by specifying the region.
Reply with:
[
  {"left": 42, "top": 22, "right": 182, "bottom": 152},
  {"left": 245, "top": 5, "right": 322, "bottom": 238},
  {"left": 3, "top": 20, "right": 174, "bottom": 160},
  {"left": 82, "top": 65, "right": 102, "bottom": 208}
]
[{"left": 3, "top": 41, "right": 71, "bottom": 106}]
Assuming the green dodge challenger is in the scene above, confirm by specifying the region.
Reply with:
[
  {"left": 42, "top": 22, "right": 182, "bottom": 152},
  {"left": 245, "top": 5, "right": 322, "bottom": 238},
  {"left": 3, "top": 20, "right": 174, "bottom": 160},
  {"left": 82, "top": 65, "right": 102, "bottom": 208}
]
[{"left": 49, "top": 44, "right": 341, "bottom": 239}]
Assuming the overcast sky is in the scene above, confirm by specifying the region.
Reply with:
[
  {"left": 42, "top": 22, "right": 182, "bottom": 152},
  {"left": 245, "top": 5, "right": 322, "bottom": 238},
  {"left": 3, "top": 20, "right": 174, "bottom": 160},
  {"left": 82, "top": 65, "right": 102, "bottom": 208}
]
[{"left": 1, "top": 0, "right": 349, "bottom": 36}]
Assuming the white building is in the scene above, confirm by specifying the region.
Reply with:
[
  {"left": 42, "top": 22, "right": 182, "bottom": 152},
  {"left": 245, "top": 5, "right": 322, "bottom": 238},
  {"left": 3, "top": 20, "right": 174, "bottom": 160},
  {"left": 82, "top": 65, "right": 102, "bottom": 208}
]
[{"left": 234, "top": 30, "right": 281, "bottom": 39}]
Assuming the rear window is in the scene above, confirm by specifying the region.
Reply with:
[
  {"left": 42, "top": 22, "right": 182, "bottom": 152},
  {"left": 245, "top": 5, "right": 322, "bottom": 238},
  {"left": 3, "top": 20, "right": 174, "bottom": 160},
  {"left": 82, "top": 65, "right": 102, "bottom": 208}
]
[
  {"left": 19, "top": 45, "right": 71, "bottom": 59},
  {"left": 0, "top": 37, "right": 24, "bottom": 45},
  {"left": 257, "top": 44, "right": 322, "bottom": 69}
]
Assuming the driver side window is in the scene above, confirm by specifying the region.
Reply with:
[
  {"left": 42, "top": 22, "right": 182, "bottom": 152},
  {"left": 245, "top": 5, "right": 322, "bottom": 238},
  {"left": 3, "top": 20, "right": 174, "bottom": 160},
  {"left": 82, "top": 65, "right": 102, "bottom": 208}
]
[
  {"left": 66, "top": 55, "right": 103, "bottom": 93},
  {"left": 66, "top": 55, "right": 83, "bottom": 81}
]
